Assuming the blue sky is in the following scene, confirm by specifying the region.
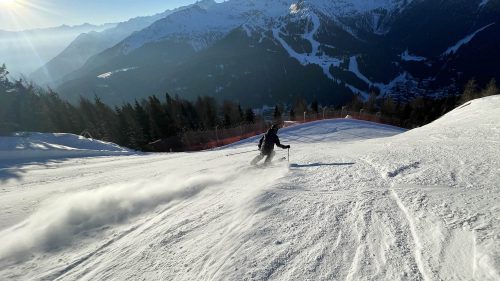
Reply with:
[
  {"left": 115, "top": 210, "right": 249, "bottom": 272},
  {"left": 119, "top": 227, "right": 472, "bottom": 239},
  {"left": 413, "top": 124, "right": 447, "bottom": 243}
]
[{"left": 0, "top": 0, "right": 201, "bottom": 31}]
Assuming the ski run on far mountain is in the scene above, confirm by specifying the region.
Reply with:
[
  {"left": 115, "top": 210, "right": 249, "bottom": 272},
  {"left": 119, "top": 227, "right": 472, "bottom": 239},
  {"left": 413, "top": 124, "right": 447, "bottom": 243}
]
[{"left": 40, "top": 0, "right": 498, "bottom": 106}]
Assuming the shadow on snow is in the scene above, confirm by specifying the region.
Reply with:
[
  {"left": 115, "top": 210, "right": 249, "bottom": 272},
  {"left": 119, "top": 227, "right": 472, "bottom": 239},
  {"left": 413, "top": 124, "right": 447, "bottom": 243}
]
[{"left": 289, "top": 162, "right": 355, "bottom": 168}]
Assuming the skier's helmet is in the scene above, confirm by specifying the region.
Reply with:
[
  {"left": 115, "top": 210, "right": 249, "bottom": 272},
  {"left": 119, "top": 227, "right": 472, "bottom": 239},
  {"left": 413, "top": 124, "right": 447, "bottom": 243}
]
[{"left": 271, "top": 124, "right": 280, "bottom": 132}]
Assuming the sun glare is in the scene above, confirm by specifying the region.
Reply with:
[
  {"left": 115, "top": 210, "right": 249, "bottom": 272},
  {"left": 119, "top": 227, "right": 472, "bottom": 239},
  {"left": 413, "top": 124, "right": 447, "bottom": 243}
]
[
  {"left": 0, "top": 0, "right": 16, "bottom": 5},
  {"left": 0, "top": 0, "right": 18, "bottom": 9}
]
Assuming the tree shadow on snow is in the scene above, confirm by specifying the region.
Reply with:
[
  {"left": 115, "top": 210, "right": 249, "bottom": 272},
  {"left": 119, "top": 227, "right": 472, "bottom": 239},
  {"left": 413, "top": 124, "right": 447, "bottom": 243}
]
[
  {"left": 0, "top": 151, "right": 141, "bottom": 183},
  {"left": 0, "top": 158, "right": 66, "bottom": 183},
  {"left": 289, "top": 162, "right": 355, "bottom": 168},
  {"left": 0, "top": 166, "right": 24, "bottom": 182}
]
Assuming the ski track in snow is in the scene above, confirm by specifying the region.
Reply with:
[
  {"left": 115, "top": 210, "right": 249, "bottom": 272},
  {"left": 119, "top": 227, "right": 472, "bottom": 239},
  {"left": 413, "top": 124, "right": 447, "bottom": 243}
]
[
  {"left": 272, "top": 11, "right": 342, "bottom": 81},
  {"left": 390, "top": 189, "right": 430, "bottom": 281},
  {"left": 347, "top": 55, "right": 411, "bottom": 98},
  {"left": 442, "top": 23, "right": 495, "bottom": 56},
  {"left": 479, "top": 0, "right": 490, "bottom": 8},
  {"left": 349, "top": 55, "right": 372, "bottom": 86},
  {"left": 400, "top": 49, "right": 426, "bottom": 62},
  {"left": 1, "top": 96, "right": 500, "bottom": 280}
]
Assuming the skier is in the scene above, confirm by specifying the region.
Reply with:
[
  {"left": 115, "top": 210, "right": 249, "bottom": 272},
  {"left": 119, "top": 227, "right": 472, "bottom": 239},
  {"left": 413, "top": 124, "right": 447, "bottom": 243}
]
[{"left": 251, "top": 124, "right": 290, "bottom": 166}]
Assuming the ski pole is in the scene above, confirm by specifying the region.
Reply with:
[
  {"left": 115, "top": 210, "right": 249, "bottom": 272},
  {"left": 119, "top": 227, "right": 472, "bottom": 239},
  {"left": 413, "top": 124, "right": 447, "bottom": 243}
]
[{"left": 288, "top": 148, "right": 290, "bottom": 163}]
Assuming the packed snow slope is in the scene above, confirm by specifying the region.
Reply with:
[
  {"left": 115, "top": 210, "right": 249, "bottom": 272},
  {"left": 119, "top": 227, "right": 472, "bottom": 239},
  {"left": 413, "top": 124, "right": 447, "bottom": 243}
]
[
  {"left": 0, "top": 96, "right": 499, "bottom": 280},
  {"left": 0, "top": 132, "right": 133, "bottom": 161}
]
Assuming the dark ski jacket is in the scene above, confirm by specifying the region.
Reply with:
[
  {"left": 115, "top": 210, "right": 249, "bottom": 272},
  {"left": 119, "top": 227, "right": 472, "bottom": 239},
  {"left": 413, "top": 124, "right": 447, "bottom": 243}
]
[{"left": 258, "top": 129, "right": 287, "bottom": 154}]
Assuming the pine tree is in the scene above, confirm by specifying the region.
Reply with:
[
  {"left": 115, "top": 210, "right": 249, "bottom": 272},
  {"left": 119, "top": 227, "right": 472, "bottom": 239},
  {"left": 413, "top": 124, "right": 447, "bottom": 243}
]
[
  {"left": 381, "top": 97, "right": 396, "bottom": 117},
  {"left": 147, "top": 95, "right": 170, "bottom": 140},
  {"left": 398, "top": 102, "right": 412, "bottom": 127},
  {"left": 195, "top": 96, "right": 218, "bottom": 129},
  {"left": 409, "top": 96, "right": 426, "bottom": 127},
  {"left": 348, "top": 95, "right": 363, "bottom": 111},
  {"left": 364, "top": 92, "right": 377, "bottom": 113},
  {"left": 238, "top": 104, "right": 244, "bottom": 122},
  {"left": 311, "top": 99, "right": 319, "bottom": 114},
  {"left": 482, "top": 79, "right": 499, "bottom": 97},
  {"left": 223, "top": 113, "right": 231, "bottom": 128},
  {"left": 244, "top": 108, "right": 255, "bottom": 124},
  {"left": 119, "top": 103, "right": 147, "bottom": 149},
  {"left": 115, "top": 106, "right": 130, "bottom": 146},
  {"left": 78, "top": 97, "right": 100, "bottom": 136},
  {"left": 293, "top": 97, "right": 308, "bottom": 117},
  {"left": 134, "top": 100, "right": 151, "bottom": 142},
  {"left": 221, "top": 101, "right": 241, "bottom": 128},
  {"left": 460, "top": 79, "right": 479, "bottom": 104},
  {"left": 273, "top": 105, "right": 282, "bottom": 123},
  {"left": 94, "top": 95, "right": 120, "bottom": 142},
  {"left": 0, "top": 63, "right": 9, "bottom": 89},
  {"left": 41, "top": 91, "right": 73, "bottom": 132},
  {"left": 289, "top": 108, "right": 296, "bottom": 121}
]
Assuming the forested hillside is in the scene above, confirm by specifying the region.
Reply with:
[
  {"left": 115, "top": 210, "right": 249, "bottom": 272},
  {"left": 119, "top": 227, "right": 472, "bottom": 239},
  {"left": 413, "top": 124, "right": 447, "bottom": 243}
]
[{"left": 1, "top": 64, "right": 498, "bottom": 151}]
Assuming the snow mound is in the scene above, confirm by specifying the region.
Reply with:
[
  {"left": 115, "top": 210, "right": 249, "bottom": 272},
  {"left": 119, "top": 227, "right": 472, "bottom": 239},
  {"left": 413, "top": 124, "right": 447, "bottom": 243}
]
[
  {"left": 403, "top": 95, "right": 500, "bottom": 140},
  {"left": 0, "top": 133, "right": 133, "bottom": 161},
  {"left": 224, "top": 118, "right": 406, "bottom": 149}
]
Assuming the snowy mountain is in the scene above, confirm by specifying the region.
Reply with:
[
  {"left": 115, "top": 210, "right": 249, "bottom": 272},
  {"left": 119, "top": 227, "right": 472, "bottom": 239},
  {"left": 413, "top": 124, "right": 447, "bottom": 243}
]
[
  {"left": 55, "top": 0, "right": 500, "bottom": 106},
  {"left": 0, "top": 23, "right": 114, "bottom": 77},
  {"left": 1, "top": 95, "right": 499, "bottom": 280},
  {"left": 120, "top": 0, "right": 415, "bottom": 53}
]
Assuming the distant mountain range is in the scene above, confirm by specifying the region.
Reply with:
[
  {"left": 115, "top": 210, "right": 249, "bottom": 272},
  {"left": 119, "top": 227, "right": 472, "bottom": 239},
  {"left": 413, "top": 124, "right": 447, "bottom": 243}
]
[
  {"left": 0, "top": 23, "right": 115, "bottom": 76},
  {"left": 0, "top": 23, "right": 115, "bottom": 37},
  {"left": 28, "top": 4, "right": 205, "bottom": 86},
  {"left": 29, "top": 0, "right": 500, "bottom": 107}
]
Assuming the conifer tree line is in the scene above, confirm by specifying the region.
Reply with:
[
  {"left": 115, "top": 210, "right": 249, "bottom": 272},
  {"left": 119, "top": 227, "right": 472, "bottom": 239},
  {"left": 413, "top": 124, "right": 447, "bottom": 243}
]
[
  {"left": 341, "top": 78, "right": 499, "bottom": 128},
  {"left": 0, "top": 64, "right": 256, "bottom": 150},
  {"left": 1, "top": 64, "right": 498, "bottom": 150}
]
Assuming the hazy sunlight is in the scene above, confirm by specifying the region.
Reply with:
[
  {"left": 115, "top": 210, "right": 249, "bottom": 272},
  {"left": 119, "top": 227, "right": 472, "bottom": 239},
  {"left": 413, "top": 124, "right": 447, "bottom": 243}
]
[{"left": 0, "top": 0, "right": 17, "bottom": 8}]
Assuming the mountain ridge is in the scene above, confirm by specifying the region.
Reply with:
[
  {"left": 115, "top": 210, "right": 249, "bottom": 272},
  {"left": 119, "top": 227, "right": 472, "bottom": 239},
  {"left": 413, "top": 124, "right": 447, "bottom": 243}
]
[{"left": 54, "top": 0, "right": 499, "bottom": 106}]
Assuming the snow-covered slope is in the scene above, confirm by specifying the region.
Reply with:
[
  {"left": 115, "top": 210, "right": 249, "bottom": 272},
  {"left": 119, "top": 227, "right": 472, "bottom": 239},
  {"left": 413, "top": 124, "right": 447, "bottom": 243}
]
[
  {"left": 442, "top": 22, "right": 496, "bottom": 56},
  {"left": 1, "top": 96, "right": 499, "bottom": 280},
  {"left": 0, "top": 132, "right": 133, "bottom": 161}
]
